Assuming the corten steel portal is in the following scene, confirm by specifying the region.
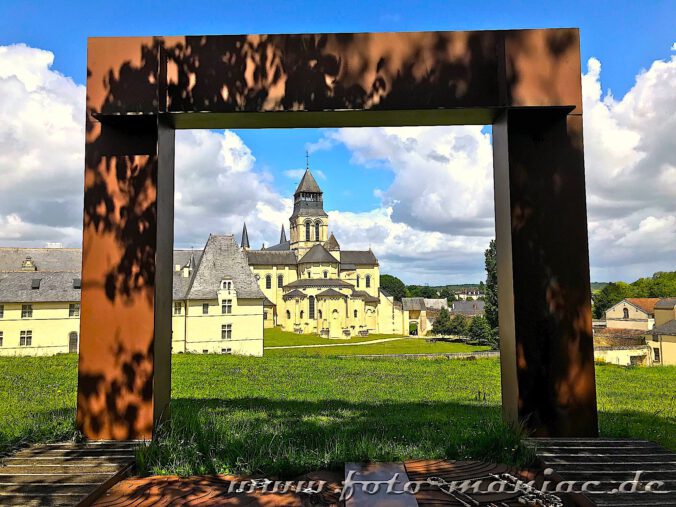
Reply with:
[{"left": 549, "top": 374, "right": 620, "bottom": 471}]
[{"left": 79, "top": 28, "right": 598, "bottom": 440}]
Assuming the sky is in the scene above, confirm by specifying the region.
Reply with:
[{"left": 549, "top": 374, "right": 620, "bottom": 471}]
[{"left": 0, "top": 0, "right": 674, "bottom": 284}]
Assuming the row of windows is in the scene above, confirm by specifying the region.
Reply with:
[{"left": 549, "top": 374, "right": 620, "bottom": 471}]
[
  {"left": 0, "top": 304, "right": 80, "bottom": 319},
  {"left": 174, "top": 301, "right": 233, "bottom": 315},
  {"left": 264, "top": 273, "right": 372, "bottom": 287},
  {"left": 265, "top": 274, "right": 285, "bottom": 289},
  {"left": 0, "top": 330, "right": 32, "bottom": 347},
  {"left": 283, "top": 306, "right": 361, "bottom": 320}
]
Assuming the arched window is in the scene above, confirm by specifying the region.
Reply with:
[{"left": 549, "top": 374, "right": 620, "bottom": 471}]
[
  {"left": 315, "top": 221, "right": 320, "bottom": 241},
  {"left": 309, "top": 296, "right": 316, "bottom": 319},
  {"left": 300, "top": 310, "right": 304, "bottom": 319},
  {"left": 356, "top": 275, "right": 360, "bottom": 288},
  {"left": 278, "top": 274, "right": 284, "bottom": 288},
  {"left": 354, "top": 309, "right": 358, "bottom": 318},
  {"left": 286, "top": 310, "right": 291, "bottom": 320},
  {"left": 365, "top": 275, "right": 371, "bottom": 288},
  {"left": 265, "top": 274, "right": 272, "bottom": 289},
  {"left": 221, "top": 280, "right": 232, "bottom": 291},
  {"left": 623, "top": 308, "right": 629, "bottom": 319},
  {"left": 323, "top": 270, "right": 328, "bottom": 279},
  {"left": 318, "top": 310, "right": 323, "bottom": 319},
  {"left": 305, "top": 220, "right": 311, "bottom": 241}
]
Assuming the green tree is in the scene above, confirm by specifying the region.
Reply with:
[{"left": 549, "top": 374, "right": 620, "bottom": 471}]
[
  {"left": 484, "top": 239, "right": 499, "bottom": 333},
  {"left": 432, "top": 307, "right": 452, "bottom": 336},
  {"left": 467, "top": 315, "right": 495, "bottom": 347},
  {"left": 380, "top": 274, "right": 407, "bottom": 301},
  {"left": 449, "top": 314, "right": 469, "bottom": 336},
  {"left": 593, "top": 282, "right": 631, "bottom": 319},
  {"left": 439, "top": 287, "right": 456, "bottom": 303}
]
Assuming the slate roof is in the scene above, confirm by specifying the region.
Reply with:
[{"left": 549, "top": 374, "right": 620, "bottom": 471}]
[
  {"left": 341, "top": 250, "right": 378, "bottom": 266},
  {"left": 282, "top": 289, "right": 307, "bottom": 299},
  {"left": 298, "top": 244, "right": 338, "bottom": 264},
  {"left": 0, "top": 247, "right": 82, "bottom": 272},
  {"left": 284, "top": 278, "right": 353, "bottom": 289},
  {"left": 266, "top": 241, "right": 291, "bottom": 251},
  {"left": 424, "top": 298, "right": 449, "bottom": 311},
  {"left": 246, "top": 250, "right": 297, "bottom": 266},
  {"left": 352, "top": 290, "right": 380, "bottom": 303},
  {"left": 451, "top": 300, "right": 485, "bottom": 315},
  {"left": 317, "top": 288, "right": 346, "bottom": 298},
  {"left": 294, "top": 169, "right": 322, "bottom": 194},
  {"left": 655, "top": 298, "right": 676, "bottom": 310},
  {"left": 624, "top": 298, "right": 661, "bottom": 315},
  {"left": 324, "top": 233, "right": 340, "bottom": 251},
  {"left": 402, "top": 297, "right": 425, "bottom": 311},
  {"left": 187, "top": 235, "right": 264, "bottom": 300},
  {"left": 339, "top": 263, "right": 357, "bottom": 271},
  {"left": 0, "top": 271, "right": 81, "bottom": 303},
  {"left": 652, "top": 320, "right": 676, "bottom": 336}
]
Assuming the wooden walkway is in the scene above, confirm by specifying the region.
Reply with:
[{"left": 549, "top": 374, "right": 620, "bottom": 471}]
[
  {"left": 529, "top": 437, "right": 676, "bottom": 506},
  {"left": 0, "top": 441, "right": 135, "bottom": 506}
]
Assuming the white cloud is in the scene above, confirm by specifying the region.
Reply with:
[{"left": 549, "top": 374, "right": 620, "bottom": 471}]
[{"left": 284, "top": 168, "right": 326, "bottom": 180}]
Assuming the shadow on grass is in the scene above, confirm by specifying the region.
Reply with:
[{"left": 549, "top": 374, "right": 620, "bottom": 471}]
[
  {"left": 136, "top": 397, "right": 532, "bottom": 478},
  {"left": 0, "top": 408, "right": 78, "bottom": 458}
]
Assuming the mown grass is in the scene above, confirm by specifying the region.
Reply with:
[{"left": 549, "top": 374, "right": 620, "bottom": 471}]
[
  {"left": 263, "top": 327, "right": 404, "bottom": 347},
  {"left": 0, "top": 354, "right": 674, "bottom": 478},
  {"left": 264, "top": 338, "right": 490, "bottom": 357}
]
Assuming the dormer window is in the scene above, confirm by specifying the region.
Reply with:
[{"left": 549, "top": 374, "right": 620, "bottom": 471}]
[
  {"left": 21, "top": 257, "right": 37, "bottom": 271},
  {"left": 31, "top": 279, "right": 41, "bottom": 290},
  {"left": 221, "top": 280, "right": 233, "bottom": 291}
]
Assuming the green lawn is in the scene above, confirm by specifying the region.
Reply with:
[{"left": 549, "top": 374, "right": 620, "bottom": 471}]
[
  {"left": 263, "top": 327, "right": 405, "bottom": 347},
  {"left": 0, "top": 354, "right": 674, "bottom": 478}
]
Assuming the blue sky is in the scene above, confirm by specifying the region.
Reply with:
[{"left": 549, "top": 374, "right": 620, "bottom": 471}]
[{"left": 0, "top": 1, "right": 674, "bottom": 284}]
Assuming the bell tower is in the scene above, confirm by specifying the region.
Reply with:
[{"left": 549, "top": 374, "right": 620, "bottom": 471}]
[{"left": 289, "top": 156, "right": 328, "bottom": 256}]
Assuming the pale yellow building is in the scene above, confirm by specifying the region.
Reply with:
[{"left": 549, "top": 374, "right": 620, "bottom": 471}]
[
  {"left": 0, "top": 237, "right": 266, "bottom": 357},
  {"left": 243, "top": 168, "right": 405, "bottom": 338},
  {"left": 649, "top": 298, "right": 676, "bottom": 365},
  {"left": 605, "top": 298, "right": 659, "bottom": 331}
]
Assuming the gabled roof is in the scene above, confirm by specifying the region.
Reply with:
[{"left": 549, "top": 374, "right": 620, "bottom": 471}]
[
  {"left": 424, "top": 298, "right": 449, "bottom": 311},
  {"left": 298, "top": 244, "right": 338, "bottom": 264},
  {"left": 341, "top": 250, "right": 378, "bottom": 266},
  {"left": 451, "top": 300, "right": 485, "bottom": 315},
  {"left": 187, "top": 235, "right": 264, "bottom": 300},
  {"left": 284, "top": 278, "right": 353, "bottom": 289},
  {"left": 266, "top": 241, "right": 291, "bottom": 251},
  {"left": 317, "top": 288, "right": 346, "bottom": 298},
  {"left": 622, "top": 298, "right": 661, "bottom": 315},
  {"left": 324, "top": 233, "right": 340, "bottom": 251},
  {"left": 283, "top": 289, "right": 307, "bottom": 299},
  {"left": 655, "top": 298, "right": 676, "bottom": 310},
  {"left": 294, "top": 169, "right": 322, "bottom": 194},
  {"left": 402, "top": 297, "right": 425, "bottom": 311},
  {"left": 246, "top": 250, "right": 297, "bottom": 265}
]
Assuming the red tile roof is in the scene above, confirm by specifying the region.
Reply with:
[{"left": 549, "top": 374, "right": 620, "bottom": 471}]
[{"left": 625, "top": 298, "right": 660, "bottom": 315}]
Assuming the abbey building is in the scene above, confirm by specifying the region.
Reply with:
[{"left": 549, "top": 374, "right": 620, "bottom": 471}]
[{"left": 244, "top": 169, "right": 405, "bottom": 338}]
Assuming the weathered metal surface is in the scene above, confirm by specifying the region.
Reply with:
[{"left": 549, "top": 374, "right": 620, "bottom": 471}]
[{"left": 79, "top": 27, "right": 596, "bottom": 440}]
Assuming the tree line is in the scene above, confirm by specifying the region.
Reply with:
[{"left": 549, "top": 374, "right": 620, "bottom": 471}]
[{"left": 593, "top": 271, "right": 676, "bottom": 319}]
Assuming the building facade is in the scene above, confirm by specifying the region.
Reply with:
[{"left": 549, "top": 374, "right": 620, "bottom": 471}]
[
  {"left": 605, "top": 298, "right": 659, "bottom": 331},
  {"left": 243, "top": 169, "right": 405, "bottom": 338},
  {"left": 650, "top": 298, "right": 676, "bottom": 365}
]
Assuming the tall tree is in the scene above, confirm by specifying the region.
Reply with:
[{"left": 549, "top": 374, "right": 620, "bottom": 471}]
[
  {"left": 380, "top": 274, "right": 407, "bottom": 301},
  {"left": 484, "top": 239, "right": 499, "bottom": 333},
  {"left": 432, "top": 307, "right": 452, "bottom": 336}
]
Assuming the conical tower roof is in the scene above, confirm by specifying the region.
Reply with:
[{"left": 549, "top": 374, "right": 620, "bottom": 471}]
[
  {"left": 324, "top": 232, "right": 340, "bottom": 251},
  {"left": 280, "top": 224, "right": 287, "bottom": 243},
  {"left": 294, "top": 169, "right": 322, "bottom": 195},
  {"left": 240, "top": 223, "right": 250, "bottom": 249}
]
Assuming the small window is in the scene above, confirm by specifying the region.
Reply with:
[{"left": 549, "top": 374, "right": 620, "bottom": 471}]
[
  {"left": 305, "top": 221, "right": 311, "bottom": 241},
  {"left": 73, "top": 278, "right": 81, "bottom": 289},
  {"left": 354, "top": 309, "right": 358, "bottom": 318},
  {"left": 20, "top": 330, "right": 32, "bottom": 346},
  {"left": 21, "top": 305, "right": 32, "bottom": 319},
  {"left": 278, "top": 274, "right": 284, "bottom": 288},
  {"left": 654, "top": 347, "right": 661, "bottom": 363},
  {"left": 356, "top": 275, "right": 360, "bottom": 288},
  {"left": 221, "top": 324, "right": 232, "bottom": 340},
  {"left": 315, "top": 221, "right": 320, "bottom": 241},
  {"left": 0, "top": 305, "right": 4, "bottom": 318},
  {"left": 202, "top": 303, "right": 209, "bottom": 315},
  {"left": 69, "top": 303, "right": 80, "bottom": 317},
  {"left": 265, "top": 275, "right": 272, "bottom": 289},
  {"left": 221, "top": 348, "right": 232, "bottom": 354},
  {"left": 31, "top": 278, "right": 41, "bottom": 290},
  {"left": 202, "top": 349, "right": 209, "bottom": 354},
  {"left": 221, "top": 300, "right": 232, "bottom": 314},
  {"left": 623, "top": 308, "right": 629, "bottom": 319},
  {"left": 307, "top": 271, "right": 311, "bottom": 278},
  {"left": 365, "top": 275, "right": 371, "bottom": 288},
  {"left": 286, "top": 310, "right": 291, "bottom": 319},
  {"left": 300, "top": 310, "right": 304, "bottom": 319},
  {"left": 323, "top": 270, "right": 328, "bottom": 279},
  {"left": 174, "top": 302, "right": 182, "bottom": 315},
  {"left": 0, "top": 331, "right": 3, "bottom": 347},
  {"left": 264, "top": 310, "right": 268, "bottom": 320},
  {"left": 318, "top": 310, "right": 322, "bottom": 319},
  {"left": 221, "top": 280, "right": 233, "bottom": 291}
]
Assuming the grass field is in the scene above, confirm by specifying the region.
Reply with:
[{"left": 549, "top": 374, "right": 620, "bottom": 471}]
[{"left": 1, "top": 354, "right": 674, "bottom": 478}]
